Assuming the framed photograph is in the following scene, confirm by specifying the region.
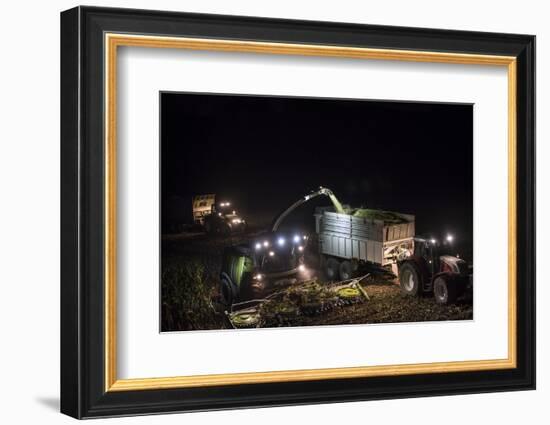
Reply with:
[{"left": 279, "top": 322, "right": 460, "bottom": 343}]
[{"left": 60, "top": 6, "right": 535, "bottom": 419}]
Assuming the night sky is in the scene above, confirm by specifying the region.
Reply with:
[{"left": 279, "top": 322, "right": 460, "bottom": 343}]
[{"left": 161, "top": 92, "right": 473, "bottom": 259}]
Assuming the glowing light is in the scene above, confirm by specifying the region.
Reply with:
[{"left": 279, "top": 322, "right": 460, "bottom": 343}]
[
  {"left": 232, "top": 218, "right": 241, "bottom": 224},
  {"left": 255, "top": 243, "right": 262, "bottom": 250},
  {"left": 446, "top": 234, "right": 454, "bottom": 242},
  {"left": 298, "top": 264, "right": 306, "bottom": 272},
  {"left": 269, "top": 251, "right": 275, "bottom": 257},
  {"left": 303, "top": 235, "right": 307, "bottom": 240},
  {"left": 277, "top": 237, "right": 285, "bottom": 246},
  {"left": 430, "top": 239, "right": 436, "bottom": 244},
  {"left": 298, "top": 246, "right": 304, "bottom": 251},
  {"left": 263, "top": 241, "right": 269, "bottom": 247},
  {"left": 254, "top": 274, "right": 263, "bottom": 280},
  {"left": 293, "top": 235, "right": 300, "bottom": 243}
]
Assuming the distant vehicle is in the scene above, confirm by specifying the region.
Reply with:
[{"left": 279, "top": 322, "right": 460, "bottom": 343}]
[{"left": 192, "top": 194, "right": 247, "bottom": 235}]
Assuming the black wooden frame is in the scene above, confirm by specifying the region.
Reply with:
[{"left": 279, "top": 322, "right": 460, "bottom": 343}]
[{"left": 60, "top": 6, "right": 536, "bottom": 419}]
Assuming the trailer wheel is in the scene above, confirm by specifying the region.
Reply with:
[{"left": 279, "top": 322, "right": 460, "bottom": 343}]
[
  {"left": 339, "top": 261, "right": 354, "bottom": 281},
  {"left": 325, "top": 258, "right": 340, "bottom": 281},
  {"left": 399, "top": 262, "right": 421, "bottom": 296},
  {"left": 433, "top": 275, "right": 458, "bottom": 305}
]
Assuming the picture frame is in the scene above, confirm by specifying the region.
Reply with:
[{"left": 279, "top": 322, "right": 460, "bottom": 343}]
[{"left": 60, "top": 5, "right": 535, "bottom": 419}]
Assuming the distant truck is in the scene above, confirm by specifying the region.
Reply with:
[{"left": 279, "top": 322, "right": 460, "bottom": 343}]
[{"left": 192, "top": 194, "right": 247, "bottom": 235}]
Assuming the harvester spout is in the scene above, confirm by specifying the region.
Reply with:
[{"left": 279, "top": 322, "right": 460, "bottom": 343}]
[
  {"left": 322, "top": 188, "right": 345, "bottom": 214},
  {"left": 271, "top": 187, "right": 346, "bottom": 232}
]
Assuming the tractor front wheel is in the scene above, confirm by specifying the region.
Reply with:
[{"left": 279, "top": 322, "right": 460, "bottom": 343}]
[{"left": 433, "top": 275, "right": 458, "bottom": 305}]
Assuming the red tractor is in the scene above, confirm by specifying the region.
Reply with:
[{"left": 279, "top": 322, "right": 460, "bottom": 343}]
[{"left": 398, "top": 236, "right": 472, "bottom": 305}]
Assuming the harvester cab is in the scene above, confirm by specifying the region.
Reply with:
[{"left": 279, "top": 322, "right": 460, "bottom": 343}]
[
  {"left": 398, "top": 236, "right": 472, "bottom": 304},
  {"left": 219, "top": 233, "right": 309, "bottom": 307}
]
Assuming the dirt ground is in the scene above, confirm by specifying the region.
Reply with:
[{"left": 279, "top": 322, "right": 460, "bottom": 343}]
[
  {"left": 286, "top": 282, "right": 472, "bottom": 328},
  {"left": 161, "top": 229, "right": 473, "bottom": 332}
]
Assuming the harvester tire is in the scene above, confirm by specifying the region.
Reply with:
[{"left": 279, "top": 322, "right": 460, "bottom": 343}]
[
  {"left": 325, "top": 258, "right": 340, "bottom": 281},
  {"left": 399, "top": 262, "right": 421, "bottom": 296},
  {"left": 220, "top": 278, "right": 237, "bottom": 307}
]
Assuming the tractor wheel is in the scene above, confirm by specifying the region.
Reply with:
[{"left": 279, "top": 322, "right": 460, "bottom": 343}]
[
  {"left": 339, "top": 261, "right": 354, "bottom": 281},
  {"left": 433, "top": 275, "right": 458, "bottom": 305},
  {"left": 399, "top": 262, "right": 421, "bottom": 296},
  {"left": 221, "top": 224, "right": 231, "bottom": 236},
  {"left": 325, "top": 258, "right": 340, "bottom": 281},
  {"left": 220, "top": 278, "right": 237, "bottom": 307}
]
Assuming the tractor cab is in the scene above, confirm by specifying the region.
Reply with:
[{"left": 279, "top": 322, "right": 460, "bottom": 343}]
[
  {"left": 219, "top": 233, "right": 309, "bottom": 306},
  {"left": 411, "top": 237, "right": 441, "bottom": 276},
  {"left": 412, "top": 236, "right": 468, "bottom": 275}
]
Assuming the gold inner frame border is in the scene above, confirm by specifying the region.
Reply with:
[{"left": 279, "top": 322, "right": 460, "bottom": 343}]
[{"left": 104, "top": 33, "right": 517, "bottom": 392}]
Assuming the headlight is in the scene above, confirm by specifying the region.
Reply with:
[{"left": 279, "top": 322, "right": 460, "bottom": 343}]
[
  {"left": 277, "top": 237, "right": 285, "bottom": 246},
  {"left": 293, "top": 235, "right": 300, "bottom": 243},
  {"left": 232, "top": 218, "right": 241, "bottom": 224},
  {"left": 255, "top": 242, "right": 262, "bottom": 250},
  {"left": 268, "top": 251, "right": 275, "bottom": 257}
]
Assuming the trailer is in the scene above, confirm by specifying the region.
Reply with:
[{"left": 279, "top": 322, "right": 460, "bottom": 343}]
[
  {"left": 315, "top": 206, "right": 415, "bottom": 280},
  {"left": 192, "top": 194, "right": 216, "bottom": 225}
]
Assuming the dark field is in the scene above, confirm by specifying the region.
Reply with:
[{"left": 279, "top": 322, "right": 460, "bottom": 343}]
[{"left": 161, "top": 228, "right": 473, "bottom": 332}]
